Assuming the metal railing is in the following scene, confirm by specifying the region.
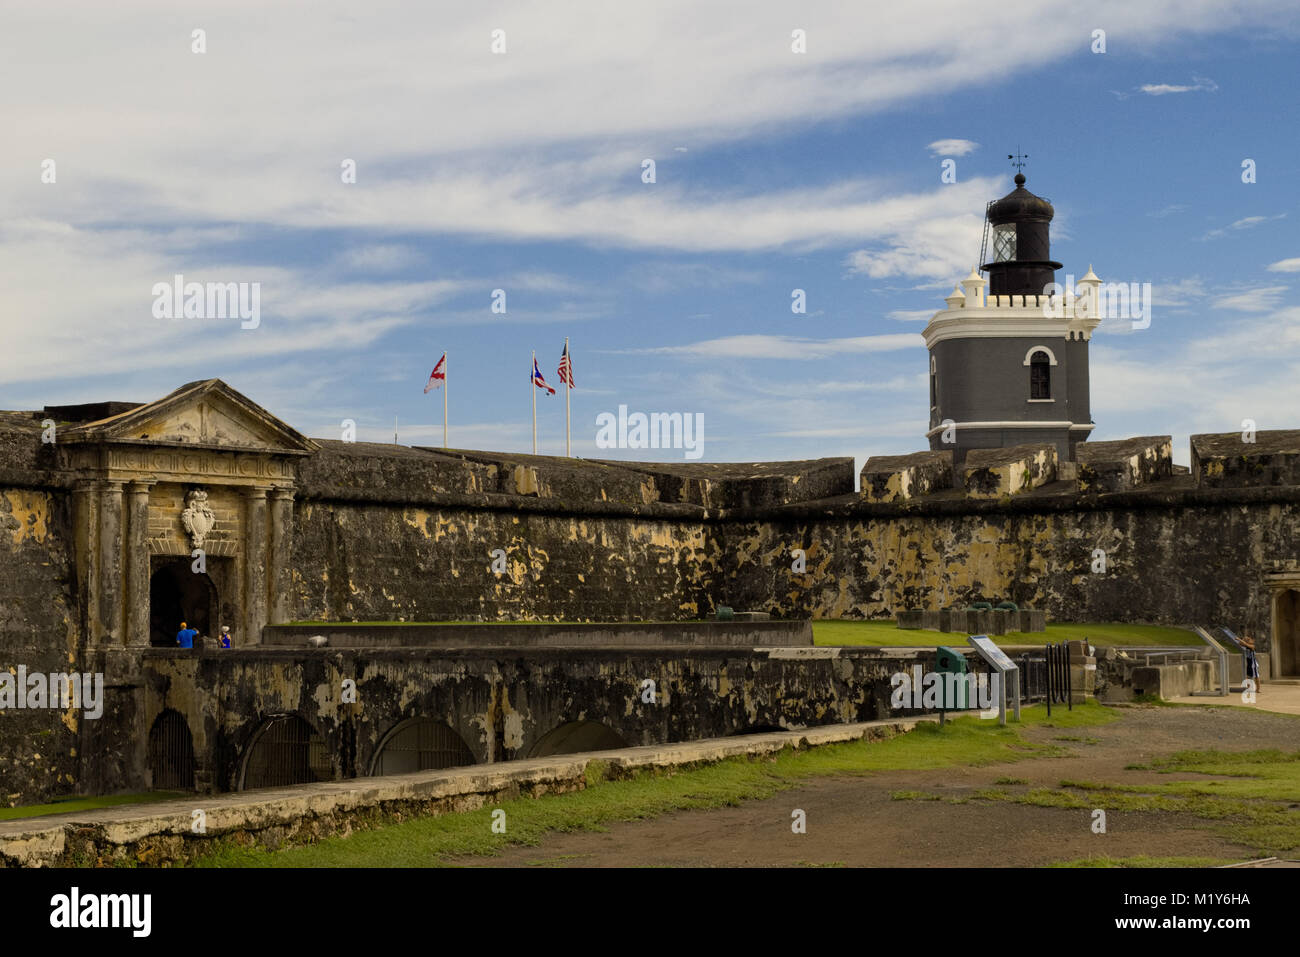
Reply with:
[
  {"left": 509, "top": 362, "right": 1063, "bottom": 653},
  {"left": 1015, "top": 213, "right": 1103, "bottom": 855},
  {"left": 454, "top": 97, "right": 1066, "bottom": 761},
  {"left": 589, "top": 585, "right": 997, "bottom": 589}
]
[{"left": 1044, "top": 641, "right": 1073, "bottom": 715}]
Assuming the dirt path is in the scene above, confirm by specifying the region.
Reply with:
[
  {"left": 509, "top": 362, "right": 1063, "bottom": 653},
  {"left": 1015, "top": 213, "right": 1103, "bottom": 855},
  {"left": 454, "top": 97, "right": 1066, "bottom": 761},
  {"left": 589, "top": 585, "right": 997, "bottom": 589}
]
[{"left": 456, "top": 706, "right": 1300, "bottom": 867}]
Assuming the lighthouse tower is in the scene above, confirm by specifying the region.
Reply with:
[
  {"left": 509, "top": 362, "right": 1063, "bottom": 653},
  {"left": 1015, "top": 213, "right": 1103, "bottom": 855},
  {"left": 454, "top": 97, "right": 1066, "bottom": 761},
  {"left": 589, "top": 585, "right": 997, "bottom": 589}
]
[{"left": 923, "top": 173, "right": 1101, "bottom": 465}]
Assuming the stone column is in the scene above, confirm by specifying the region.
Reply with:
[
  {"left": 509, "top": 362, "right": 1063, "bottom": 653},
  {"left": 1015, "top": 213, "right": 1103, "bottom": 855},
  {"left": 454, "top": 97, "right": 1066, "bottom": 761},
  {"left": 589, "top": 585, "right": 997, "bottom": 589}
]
[
  {"left": 98, "top": 481, "right": 125, "bottom": 646},
  {"left": 124, "top": 481, "right": 154, "bottom": 646},
  {"left": 72, "top": 481, "right": 101, "bottom": 643},
  {"left": 243, "top": 487, "right": 269, "bottom": 645},
  {"left": 268, "top": 489, "right": 296, "bottom": 626}
]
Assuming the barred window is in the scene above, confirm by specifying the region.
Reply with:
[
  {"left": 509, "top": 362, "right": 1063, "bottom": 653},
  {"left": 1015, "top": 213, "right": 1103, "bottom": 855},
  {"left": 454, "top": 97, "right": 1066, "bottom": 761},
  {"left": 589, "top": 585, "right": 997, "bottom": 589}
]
[{"left": 1030, "top": 351, "right": 1051, "bottom": 399}]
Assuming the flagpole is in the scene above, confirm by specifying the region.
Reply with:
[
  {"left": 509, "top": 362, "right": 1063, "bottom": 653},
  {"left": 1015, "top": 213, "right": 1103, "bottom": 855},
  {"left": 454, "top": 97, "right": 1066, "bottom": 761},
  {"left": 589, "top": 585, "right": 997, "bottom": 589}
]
[
  {"left": 394, "top": 414, "right": 398, "bottom": 445},
  {"left": 564, "top": 337, "right": 571, "bottom": 457},
  {"left": 531, "top": 350, "right": 538, "bottom": 455},
  {"left": 443, "top": 352, "right": 448, "bottom": 448}
]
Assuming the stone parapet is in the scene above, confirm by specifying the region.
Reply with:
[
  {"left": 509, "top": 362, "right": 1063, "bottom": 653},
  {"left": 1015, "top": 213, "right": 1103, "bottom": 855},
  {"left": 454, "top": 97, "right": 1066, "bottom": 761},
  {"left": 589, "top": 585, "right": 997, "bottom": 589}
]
[
  {"left": 1076, "top": 436, "right": 1172, "bottom": 493},
  {"left": 963, "top": 444, "right": 1058, "bottom": 498},
  {"left": 1192, "top": 430, "right": 1300, "bottom": 488},
  {"left": 861, "top": 451, "right": 954, "bottom": 502}
]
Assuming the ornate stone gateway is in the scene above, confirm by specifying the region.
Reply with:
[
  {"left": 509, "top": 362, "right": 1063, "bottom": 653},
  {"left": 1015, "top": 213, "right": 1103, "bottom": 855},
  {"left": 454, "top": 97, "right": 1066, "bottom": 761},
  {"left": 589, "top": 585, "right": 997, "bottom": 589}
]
[
  {"left": 1265, "top": 561, "right": 1300, "bottom": 677},
  {"left": 57, "top": 379, "right": 317, "bottom": 648}
]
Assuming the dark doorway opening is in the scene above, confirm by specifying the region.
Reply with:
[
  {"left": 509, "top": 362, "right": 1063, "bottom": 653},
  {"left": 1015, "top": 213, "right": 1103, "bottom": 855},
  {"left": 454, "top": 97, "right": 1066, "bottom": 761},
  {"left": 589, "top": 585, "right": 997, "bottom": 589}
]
[
  {"left": 1278, "top": 589, "right": 1300, "bottom": 677},
  {"left": 150, "top": 559, "right": 218, "bottom": 647},
  {"left": 528, "top": 720, "right": 627, "bottom": 758},
  {"left": 148, "top": 709, "right": 196, "bottom": 790}
]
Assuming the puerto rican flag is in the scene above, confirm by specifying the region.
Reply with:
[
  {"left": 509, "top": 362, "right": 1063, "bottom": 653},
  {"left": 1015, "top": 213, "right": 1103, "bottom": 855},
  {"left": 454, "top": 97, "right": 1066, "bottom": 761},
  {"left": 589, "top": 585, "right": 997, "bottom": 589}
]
[
  {"left": 423, "top": 353, "right": 446, "bottom": 393},
  {"left": 532, "top": 356, "right": 555, "bottom": 394},
  {"left": 557, "top": 341, "right": 574, "bottom": 388}
]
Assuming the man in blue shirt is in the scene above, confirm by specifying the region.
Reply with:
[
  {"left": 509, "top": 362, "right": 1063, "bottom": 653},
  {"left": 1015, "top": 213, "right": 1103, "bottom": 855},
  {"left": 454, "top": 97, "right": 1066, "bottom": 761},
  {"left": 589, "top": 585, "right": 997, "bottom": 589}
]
[{"left": 176, "top": 621, "right": 198, "bottom": 649}]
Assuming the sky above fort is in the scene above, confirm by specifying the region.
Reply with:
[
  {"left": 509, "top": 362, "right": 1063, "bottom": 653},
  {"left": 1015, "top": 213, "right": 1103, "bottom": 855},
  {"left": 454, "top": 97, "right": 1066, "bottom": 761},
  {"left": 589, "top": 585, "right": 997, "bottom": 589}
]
[{"left": 2, "top": 1, "right": 1298, "bottom": 471}]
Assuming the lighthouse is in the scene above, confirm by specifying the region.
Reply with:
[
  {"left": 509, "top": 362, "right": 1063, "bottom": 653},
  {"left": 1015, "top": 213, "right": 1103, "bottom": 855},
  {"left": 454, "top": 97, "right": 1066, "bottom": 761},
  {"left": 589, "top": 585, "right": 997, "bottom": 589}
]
[{"left": 923, "top": 172, "right": 1101, "bottom": 466}]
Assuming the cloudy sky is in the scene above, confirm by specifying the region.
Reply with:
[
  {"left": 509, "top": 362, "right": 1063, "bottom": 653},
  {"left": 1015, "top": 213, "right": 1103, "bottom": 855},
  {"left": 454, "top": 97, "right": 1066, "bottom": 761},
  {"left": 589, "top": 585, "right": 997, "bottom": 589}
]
[{"left": 2, "top": 1, "right": 1298, "bottom": 470}]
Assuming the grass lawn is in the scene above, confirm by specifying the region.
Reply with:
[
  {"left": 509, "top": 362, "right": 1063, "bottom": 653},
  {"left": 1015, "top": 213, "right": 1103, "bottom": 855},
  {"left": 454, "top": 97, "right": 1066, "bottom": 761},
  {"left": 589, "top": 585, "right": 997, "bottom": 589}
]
[
  {"left": 286, "top": 619, "right": 1208, "bottom": 650},
  {"left": 0, "top": 791, "right": 188, "bottom": 820},
  {"left": 812, "top": 620, "right": 1208, "bottom": 649},
  {"left": 896, "top": 747, "right": 1300, "bottom": 863},
  {"left": 192, "top": 702, "right": 1117, "bottom": 867}
]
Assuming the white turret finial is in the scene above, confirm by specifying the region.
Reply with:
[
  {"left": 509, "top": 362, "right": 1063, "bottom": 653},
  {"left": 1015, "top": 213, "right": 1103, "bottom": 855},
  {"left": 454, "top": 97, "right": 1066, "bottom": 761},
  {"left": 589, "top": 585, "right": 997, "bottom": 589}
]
[
  {"left": 961, "top": 267, "right": 987, "bottom": 307},
  {"left": 944, "top": 284, "right": 965, "bottom": 309},
  {"left": 1075, "top": 264, "right": 1102, "bottom": 320}
]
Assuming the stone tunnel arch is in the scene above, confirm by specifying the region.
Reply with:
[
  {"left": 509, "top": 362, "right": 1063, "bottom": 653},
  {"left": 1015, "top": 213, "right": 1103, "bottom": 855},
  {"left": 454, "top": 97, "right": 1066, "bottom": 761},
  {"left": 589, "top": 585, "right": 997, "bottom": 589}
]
[
  {"left": 528, "top": 720, "right": 628, "bottom": 758},
  {"left": 147, "top": 709, "right": 196, "bottom": 790},
  {"left": 238, "top": 715, "right": 332, "bottom": 790},
  {"left": 149, "top": 558, "right": 218, "bottom": 647},
  {"left": 369, "top": 718, "right": 476, "bottom": 776}
]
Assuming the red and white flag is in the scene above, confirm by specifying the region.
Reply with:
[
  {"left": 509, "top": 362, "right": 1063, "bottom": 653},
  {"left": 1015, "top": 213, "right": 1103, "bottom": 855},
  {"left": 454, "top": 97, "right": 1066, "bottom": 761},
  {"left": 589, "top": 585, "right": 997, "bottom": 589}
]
[
  {"left": 557, "top": 341, "right": 574, "bottom": 388},
  {"left": 532, "top": 356, "right": 555, "bottom": 395},
  {"left": 423, "top": 353, "right": 446, "bottom": 393}
]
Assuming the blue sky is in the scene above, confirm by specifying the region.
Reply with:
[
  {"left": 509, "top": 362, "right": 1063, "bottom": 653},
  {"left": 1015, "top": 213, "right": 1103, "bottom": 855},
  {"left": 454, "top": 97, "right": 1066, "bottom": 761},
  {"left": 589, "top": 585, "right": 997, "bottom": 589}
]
[{"left": 2, "top": 1, "right": 1298, "bottom": 472}]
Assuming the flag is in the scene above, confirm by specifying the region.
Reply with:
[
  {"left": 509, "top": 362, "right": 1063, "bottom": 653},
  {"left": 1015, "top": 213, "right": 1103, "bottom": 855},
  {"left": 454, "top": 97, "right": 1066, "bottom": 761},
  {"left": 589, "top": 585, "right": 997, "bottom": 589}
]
[
  {"left": 423, "top": 353, "right": 446, "bottom": 393},
  {"left": 532, "top": 356, "right": 555, "bottom": 394},
  {"left": 557, "top": 341, "right": 574, "bottom": 388}
]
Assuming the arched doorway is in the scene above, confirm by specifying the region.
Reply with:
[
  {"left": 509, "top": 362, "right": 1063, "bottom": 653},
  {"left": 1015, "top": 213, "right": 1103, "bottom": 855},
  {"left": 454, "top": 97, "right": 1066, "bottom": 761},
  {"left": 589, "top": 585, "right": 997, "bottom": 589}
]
[
  {"left": 150, "top": 559, "right": 218, "bottom": 646},
  {"left": 239, "top": 715, "right": 332, "bottom": 790},
  {"left": 147, "top": 709, "right": 196, "bottom": 789},
  {"left": 370, "top": 718, "right": 475, "bottom": 775},
  {"left": 528, "top": 720, "right": 627, "bottom": 758}
]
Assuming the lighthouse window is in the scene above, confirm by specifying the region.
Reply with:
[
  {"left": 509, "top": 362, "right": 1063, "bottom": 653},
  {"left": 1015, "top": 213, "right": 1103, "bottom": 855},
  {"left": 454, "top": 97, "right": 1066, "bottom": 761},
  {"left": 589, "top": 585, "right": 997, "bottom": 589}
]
[
  {"left": 1030, "top": 351, "right": 1051, "bottom": 399},
  {"left": 992, "top": 224, "right": 1016, "bottom": 262}
]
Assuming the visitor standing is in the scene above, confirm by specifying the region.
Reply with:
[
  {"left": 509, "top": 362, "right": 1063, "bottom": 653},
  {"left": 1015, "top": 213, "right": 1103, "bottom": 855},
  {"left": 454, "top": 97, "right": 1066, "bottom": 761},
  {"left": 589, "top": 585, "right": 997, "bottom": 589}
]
[{"left": 175, "top": 621, "right": 198, "bottom": 649}]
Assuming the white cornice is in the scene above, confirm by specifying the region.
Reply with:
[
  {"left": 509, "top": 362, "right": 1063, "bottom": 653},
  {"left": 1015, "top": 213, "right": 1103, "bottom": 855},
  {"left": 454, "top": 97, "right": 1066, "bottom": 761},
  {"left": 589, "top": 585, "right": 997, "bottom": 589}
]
[
  {"left": 923, "top": 308, "right": 1100, "bottom": 348},
  {"left": 924, "top": 420, "right": 1090, "bottom": 438}
]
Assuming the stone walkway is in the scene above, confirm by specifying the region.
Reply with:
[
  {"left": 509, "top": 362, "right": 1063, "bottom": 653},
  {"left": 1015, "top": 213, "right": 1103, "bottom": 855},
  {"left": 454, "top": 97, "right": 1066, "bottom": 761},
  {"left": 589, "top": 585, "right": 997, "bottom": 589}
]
[{"left": 1167, "top": 679, "right": 1300, "bottom": 715}]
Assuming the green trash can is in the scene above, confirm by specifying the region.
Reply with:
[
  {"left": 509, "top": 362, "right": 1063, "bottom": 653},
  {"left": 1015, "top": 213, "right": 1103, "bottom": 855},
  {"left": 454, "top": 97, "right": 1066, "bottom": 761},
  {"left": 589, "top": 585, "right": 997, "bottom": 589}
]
[
  {"left": 935, "top": 646, "right": 969, "bottom": 711},
  {"left": 715, "top": 605, "right": 734, "bottom": 621}
]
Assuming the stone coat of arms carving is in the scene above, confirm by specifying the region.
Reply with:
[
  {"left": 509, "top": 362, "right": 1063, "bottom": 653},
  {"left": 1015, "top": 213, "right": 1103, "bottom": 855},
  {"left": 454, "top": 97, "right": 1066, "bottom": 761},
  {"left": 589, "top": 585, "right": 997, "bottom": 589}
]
[{"left": 181, "top": 489, "right": 216, "bottom": 549}]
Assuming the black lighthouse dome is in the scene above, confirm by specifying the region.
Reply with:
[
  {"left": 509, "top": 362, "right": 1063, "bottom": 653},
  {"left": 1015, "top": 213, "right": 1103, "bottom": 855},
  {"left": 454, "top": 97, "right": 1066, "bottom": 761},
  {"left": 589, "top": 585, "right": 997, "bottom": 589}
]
[
  {"left": 987, "top": 173, "right": 1055, "bottom": 224},
  {"left": 980, "top": 173, "right": 1063, "bottom": 298}
]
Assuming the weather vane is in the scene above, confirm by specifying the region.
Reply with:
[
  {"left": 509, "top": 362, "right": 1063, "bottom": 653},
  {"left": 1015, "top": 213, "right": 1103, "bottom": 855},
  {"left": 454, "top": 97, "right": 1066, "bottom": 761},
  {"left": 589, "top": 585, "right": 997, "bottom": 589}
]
[{"left": 1008, "top": 149, "right": 1029, "bottom": 173}]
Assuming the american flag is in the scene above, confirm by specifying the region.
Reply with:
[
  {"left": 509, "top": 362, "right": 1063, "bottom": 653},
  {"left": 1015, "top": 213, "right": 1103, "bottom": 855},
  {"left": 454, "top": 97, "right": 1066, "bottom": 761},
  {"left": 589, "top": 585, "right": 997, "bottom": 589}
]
[
  {"left": 423, "top": 353, "right": 446, "bottom": 393},
  {"left": 532, "top": 356, "right": 555, "bottom": 394},
  {"left": 557, "top": 341, "right": 574, "bottom": 388}
]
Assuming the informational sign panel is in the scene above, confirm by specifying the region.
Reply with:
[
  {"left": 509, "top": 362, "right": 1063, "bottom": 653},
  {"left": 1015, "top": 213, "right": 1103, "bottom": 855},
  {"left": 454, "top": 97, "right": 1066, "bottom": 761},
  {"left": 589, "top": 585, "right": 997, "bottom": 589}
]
[{"left": 967, "top": 635, "right": 1021, "bottom": 724}]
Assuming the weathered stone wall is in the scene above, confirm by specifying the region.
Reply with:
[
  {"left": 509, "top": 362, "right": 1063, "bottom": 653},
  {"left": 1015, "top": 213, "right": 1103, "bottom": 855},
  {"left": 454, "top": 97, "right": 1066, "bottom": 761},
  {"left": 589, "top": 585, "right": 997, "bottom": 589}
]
[
  {"left": 291, "top": 498, "right": 721, "bottom": 622},
  {"left": 715, "top": 491, "right": 1300, "bottom": 638},
  {"left": 0, "top": 476, "right": 83, "bottom": 805},
  {"left": 142, "top": 645, "right": 936, "bottom": 792}
]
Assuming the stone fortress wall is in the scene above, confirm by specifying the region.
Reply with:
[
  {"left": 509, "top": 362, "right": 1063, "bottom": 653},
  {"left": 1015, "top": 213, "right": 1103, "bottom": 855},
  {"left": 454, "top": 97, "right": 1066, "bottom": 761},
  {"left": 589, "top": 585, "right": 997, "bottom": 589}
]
[{"left": 3, "top": 399, "right": 1300, "bottom": 803}]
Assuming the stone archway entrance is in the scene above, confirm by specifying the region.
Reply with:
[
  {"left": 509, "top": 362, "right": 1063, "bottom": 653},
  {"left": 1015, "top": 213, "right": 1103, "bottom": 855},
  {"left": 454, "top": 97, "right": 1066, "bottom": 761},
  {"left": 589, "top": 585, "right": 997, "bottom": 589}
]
[
  {"left": 1274, "top": 589, "right": 1300, "bottom": 677},
  {"left": 1266, "top": 563, "right": 1300, "bottom": 679},
  {"left": 149, "top": 558, "right": 218, "bottom": 646}
]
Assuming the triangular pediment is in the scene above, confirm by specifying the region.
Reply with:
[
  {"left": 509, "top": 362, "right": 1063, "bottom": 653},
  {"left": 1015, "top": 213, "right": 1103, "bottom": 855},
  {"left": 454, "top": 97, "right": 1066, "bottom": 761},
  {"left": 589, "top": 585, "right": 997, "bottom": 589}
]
[{"left": 62, "top": 379, "right": 318, "bottom": 453}]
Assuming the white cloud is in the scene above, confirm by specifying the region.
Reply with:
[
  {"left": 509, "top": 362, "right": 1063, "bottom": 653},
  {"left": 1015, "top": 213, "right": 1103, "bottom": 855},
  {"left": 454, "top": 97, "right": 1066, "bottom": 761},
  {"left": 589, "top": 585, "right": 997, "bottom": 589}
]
[
  {"left": 1202, "top": 213, "right": 1287, "bottom": 240},
  {"left": 1152, "top": 277, "right": 1208, "bottom": 310},
  {"left": 886, "top": 308, "right": 936, "bottom": 322},
  {"left": 631, "top": 333, "right": 922, "bottom": 360},
  {"left": 927, "top": 139, "right": 979, "bottom": 157},
  {"left": 844, "top": 209, "right": 986, "bottom": 280},
  {"left": 1211, "top": 286, "right": 1288, "bottom": 312},
  {"left": 1139, "top": 76, "right": 1219, "bottom": 95},
  {"left": 334, "top": 244, "right": 425, "bottom": 274},
  {"left": 1267, "top": 258, "right": 1300, "bottom": 273}
]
